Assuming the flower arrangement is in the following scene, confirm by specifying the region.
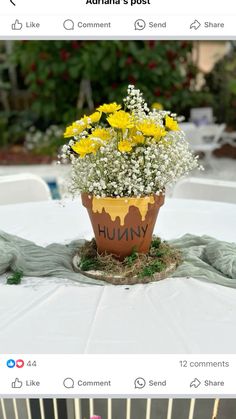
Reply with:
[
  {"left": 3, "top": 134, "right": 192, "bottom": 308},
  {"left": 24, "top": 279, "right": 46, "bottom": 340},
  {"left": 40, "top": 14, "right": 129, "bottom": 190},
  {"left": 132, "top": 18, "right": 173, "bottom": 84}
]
[{"left": 62, "top": 85, "right": 200, "bottom": 198}]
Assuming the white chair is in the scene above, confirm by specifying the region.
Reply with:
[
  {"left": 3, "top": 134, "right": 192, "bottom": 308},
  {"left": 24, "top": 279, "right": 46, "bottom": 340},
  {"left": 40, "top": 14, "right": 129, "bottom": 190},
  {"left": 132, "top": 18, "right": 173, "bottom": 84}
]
[
  {"left": 186, "top": 124, "right": 225, "bottom": 150},
  {"left": 0, "top": 173, "right": 52, "bottom": 205},
  {"left": 221, "top": 131, "right": 236, "bottom": 147},
  {"left": 184, "top": 124, "right": 226, "bottom": 169},
  {"left": 172, "top": 177, "right": 236, "bottom": 204},
  {"left": 190, "top": 107, "right": 214, "bottom": 125},
  {"left": 179, "top": 122, "right": 196, "bottom": 131}
]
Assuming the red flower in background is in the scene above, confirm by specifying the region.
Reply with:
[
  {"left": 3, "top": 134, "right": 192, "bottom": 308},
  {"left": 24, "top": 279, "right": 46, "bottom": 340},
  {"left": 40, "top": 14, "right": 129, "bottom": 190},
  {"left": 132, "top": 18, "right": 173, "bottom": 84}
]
[
  {"left": 180, "top": 41, "right": 190, "bottom": 49},
  {"left": 71, "top": 41, "right": 80, "bottom": 50},
  {"left": 60, "top": 49, "right": 71, "bottom": 62},
  {"left": 30, "top": 62, "right": 37, "bottom": 72},
  {"left": 147, "top": 40, "right": 156, "bottom": 49},
  {"left": 148, "top": 60, "right": 157, "bottom": 69},
  {"left": 125, "top": 56, "right": 133, "bottom": 66},
  {"left": 154, "top": 88, "right": 162, "bottom": 97},
  {"left": 166, "top": 50, "right": 177, "bottom": 61},
  {"left": 187, "top": 71, "right": 195, "bottom": 80}
]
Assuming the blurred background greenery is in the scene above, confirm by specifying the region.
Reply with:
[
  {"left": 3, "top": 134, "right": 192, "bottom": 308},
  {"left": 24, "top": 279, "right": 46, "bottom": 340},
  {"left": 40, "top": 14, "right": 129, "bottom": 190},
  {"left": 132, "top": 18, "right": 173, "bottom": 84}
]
[{"left": 0, "top": 40, "right": 236, "bottom": 162}]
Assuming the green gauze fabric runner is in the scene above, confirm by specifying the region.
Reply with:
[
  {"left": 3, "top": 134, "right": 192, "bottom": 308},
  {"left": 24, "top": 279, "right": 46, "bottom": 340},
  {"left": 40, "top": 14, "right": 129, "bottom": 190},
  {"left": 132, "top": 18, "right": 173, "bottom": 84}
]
[
  {"left": 170, "top": 234, "right": 236, "bottom": 288},
  {"left": 0, "top": 231, "right": 106, "bottom": 286},
  {"left": 0, "top": 231, "right": 236, "bottom": 287}
]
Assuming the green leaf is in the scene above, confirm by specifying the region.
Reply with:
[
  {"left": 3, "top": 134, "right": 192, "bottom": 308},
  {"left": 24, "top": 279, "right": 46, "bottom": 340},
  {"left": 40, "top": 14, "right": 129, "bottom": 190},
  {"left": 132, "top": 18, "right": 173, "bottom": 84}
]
[{"left": 7, "top": 271, "right": 23, "bottom": 285}]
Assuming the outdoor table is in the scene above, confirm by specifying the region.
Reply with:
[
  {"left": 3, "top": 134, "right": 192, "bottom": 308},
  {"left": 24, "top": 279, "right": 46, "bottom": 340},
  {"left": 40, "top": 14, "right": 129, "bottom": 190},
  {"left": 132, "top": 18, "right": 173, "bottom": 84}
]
[{"left": 0, "top": 198, "right": 236, "bottom": 354}]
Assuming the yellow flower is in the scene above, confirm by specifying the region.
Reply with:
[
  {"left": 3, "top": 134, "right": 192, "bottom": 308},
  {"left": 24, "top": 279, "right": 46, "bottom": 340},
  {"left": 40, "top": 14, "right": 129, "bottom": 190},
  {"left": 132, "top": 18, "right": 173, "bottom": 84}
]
[
  {"left": 88, "top": 111, "right": 101, "bottom": 124},
  {"left": 107, "top": 111, "right": 134, "bottom": 130},
  {"left": 137, "top": 120, "right": 166, "bottom": 138},
  {"left": 131, "top": 134, "right": 145, "bottom": 145},
  {"left": 64, "top": 125, "right": 76, "bottom": 138},
  {"left": 153, "top": 126, "right": 167, "bottom": 141},
  {"left": 71, "top": 139, "right": 99, "bottom": 158},
  {"left": 165, "top": 115, "right": 179, "bottom": 131},
  {"left": 118, "top": 140, "right": 133, "bottom": 153},
  {"left": 80, "top": 115, "right": 91, "bottom": 126},
  {"left": 152, "top": 102, "right": 163, "bottom": 110},
  {"left": 89, "top": 128, "right": 112, "bottom": 142},
  {"left": 64, "top": 121, "right": 87, "bottom": 138},
  {"left": 97, "top": 102, "right": 122, "bottom": 114}
]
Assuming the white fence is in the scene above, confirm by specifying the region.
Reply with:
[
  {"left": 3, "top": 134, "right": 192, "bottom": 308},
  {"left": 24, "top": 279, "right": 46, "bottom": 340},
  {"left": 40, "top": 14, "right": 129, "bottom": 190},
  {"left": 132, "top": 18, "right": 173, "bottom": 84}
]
[{"left": 0, "top": 398, "right": 229, "bottom": 419}]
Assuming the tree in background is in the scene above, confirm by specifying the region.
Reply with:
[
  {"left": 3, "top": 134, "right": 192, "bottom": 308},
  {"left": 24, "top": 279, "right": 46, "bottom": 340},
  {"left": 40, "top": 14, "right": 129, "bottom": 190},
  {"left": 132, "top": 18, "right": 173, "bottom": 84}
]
[
  {"left": 12, "top": 40, "right": 198, "bottom": 126},
  {"left": 205, "top": 42, "right": 236, "bottom": 130}
]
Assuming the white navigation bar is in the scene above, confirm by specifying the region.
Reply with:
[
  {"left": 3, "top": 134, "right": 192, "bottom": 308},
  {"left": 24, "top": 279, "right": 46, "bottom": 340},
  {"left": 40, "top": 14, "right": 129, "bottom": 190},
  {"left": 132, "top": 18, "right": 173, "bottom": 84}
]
[
  {"left": 0, "top": 15, "right": 236, "bottom": 39},
  {"left": 1, "top": 355, "right": 236, "bottom": 397}
]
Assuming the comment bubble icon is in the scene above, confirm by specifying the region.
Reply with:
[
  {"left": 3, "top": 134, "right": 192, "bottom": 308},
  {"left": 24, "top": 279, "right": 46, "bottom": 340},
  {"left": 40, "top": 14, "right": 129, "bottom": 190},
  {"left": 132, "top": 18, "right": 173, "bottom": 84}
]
[
  {"left": 63, "top": 19, "right": 75, "bottom": 30},
  {"left": 63, "top": 377, "right": 74, "bottom": 389}
]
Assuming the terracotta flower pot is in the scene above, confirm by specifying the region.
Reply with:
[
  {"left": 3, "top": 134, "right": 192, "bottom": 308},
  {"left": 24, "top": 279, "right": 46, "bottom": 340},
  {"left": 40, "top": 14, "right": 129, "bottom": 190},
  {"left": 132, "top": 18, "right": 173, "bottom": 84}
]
[{"left": 81, "top": 193, "right": 165, "bottom": 260}]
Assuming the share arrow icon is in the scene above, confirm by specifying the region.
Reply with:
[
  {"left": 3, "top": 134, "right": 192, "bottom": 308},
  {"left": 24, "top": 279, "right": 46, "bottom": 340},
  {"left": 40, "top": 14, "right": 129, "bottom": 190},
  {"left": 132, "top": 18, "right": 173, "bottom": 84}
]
[{"left": 190, "top": 19, "right": 201, "bottom": 30}]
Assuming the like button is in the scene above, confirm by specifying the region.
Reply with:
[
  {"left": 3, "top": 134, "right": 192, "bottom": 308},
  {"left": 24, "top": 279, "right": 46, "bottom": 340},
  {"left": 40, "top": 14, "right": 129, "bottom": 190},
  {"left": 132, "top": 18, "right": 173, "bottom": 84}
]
[
  {"left": 12, "top": 378, "right": 23, "bottom": 389},
  {"left": 11, "top": 19, "right": 23, "bottom": 30}
]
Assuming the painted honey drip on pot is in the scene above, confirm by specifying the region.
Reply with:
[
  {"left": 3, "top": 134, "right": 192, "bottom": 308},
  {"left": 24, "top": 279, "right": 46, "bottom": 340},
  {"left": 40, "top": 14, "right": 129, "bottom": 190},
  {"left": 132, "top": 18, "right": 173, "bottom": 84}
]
[{"left": 92, "top": 196, "right": 155, "bottom": 226}]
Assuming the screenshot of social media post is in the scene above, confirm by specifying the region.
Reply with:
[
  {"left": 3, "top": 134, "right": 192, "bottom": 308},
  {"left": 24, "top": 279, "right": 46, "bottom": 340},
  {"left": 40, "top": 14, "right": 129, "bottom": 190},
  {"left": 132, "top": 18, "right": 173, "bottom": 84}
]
[{"left": 1, "top": 0, "right": 236, "bottom": 405}]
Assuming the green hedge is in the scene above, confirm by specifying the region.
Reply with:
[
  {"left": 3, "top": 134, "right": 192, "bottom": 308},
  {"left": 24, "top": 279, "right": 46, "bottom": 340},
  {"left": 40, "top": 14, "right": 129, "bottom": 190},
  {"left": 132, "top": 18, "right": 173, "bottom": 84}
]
[{"left": 12, "top": 40, "right": 198, "bottom": 125}]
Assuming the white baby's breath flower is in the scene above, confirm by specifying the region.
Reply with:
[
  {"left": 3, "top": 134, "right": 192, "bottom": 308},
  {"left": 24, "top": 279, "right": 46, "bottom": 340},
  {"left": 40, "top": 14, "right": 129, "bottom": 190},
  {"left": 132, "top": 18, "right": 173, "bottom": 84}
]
[{"left": 61, "top": 86, "right": 201, "bottom": 198}]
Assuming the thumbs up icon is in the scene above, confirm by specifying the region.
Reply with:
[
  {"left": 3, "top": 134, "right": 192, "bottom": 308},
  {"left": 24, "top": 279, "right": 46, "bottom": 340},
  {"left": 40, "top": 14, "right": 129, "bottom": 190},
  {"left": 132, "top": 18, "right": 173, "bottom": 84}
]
[
  {"left": 11, "top": 19, "right": 23, "bottom": 30},
  {"left": 11, "top": 378, "right": 23, "bottom": 389},
  {"left": 6, "top": 359, "right": 15, "bottom": 368}
]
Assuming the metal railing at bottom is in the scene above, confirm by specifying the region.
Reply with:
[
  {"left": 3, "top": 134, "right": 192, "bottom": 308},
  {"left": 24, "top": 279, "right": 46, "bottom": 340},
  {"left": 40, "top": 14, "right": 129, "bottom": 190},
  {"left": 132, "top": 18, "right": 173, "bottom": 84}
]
[{"left": 0, "top": 398, "right": 233, "bottom": 419}]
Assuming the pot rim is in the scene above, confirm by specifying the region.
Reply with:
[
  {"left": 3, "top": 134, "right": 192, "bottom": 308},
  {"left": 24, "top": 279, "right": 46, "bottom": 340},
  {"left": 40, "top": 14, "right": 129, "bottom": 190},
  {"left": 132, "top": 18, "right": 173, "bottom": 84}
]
[{"left": 81, "top": 192, "right": 165, "bottom": 201}]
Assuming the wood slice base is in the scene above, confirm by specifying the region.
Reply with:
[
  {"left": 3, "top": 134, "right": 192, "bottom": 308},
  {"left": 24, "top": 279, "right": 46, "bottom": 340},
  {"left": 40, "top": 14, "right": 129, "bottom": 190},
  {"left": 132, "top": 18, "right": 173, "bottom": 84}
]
[{"left": 73, "top": 256, "right": 178, "bottom": 285}]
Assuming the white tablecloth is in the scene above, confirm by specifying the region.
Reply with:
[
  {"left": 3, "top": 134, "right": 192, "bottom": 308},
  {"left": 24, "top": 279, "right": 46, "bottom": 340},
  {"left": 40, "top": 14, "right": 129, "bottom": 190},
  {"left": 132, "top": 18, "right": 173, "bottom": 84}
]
[{"left": 0, "top": 197, "right": 236, "bottom": 353}]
